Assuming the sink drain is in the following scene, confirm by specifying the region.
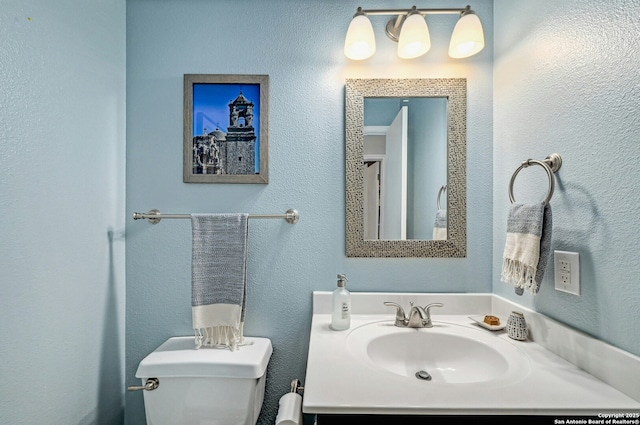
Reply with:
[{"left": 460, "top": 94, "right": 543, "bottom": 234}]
[{"left": 415, "top": 370, "right": 432, "bottom": 381}]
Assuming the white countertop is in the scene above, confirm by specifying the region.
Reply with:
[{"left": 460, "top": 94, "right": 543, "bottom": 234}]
[{"left": 303, "top": 292, "right": 640, "bottom": 416}]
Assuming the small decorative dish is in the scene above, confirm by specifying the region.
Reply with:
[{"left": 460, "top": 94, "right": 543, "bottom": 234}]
[{"left": 468, "top": 315, "right": 506, "bottom": 331}]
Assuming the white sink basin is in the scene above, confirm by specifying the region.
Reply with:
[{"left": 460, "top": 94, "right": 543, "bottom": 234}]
[
  {"left": 346, "top": 320, "right": 532, "bottom": 385},
  {"left": 304, "top": 293, "right": 640, "bottom": 415}
]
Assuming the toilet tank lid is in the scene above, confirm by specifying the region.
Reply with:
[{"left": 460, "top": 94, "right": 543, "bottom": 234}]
[{"left": 135, "top": 336, "right": 272, "bottom": 379}]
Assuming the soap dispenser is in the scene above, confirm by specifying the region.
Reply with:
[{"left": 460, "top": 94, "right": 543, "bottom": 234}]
[{"left": 331, "top": 274, "right": 351, "bottom": 331}]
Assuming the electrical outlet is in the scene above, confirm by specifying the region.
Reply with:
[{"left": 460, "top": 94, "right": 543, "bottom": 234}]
[{"left": 554, "top": 251, "right": 580, "bottom": 295}]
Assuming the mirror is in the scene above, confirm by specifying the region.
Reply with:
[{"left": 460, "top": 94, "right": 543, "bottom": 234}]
[{"left": 345, "top": 78, "right": 467, "bottom": 257}]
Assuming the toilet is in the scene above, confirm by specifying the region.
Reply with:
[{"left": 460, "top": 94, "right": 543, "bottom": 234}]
[{"left": 134, "top": 336, "right": 273, "bottom": 425}]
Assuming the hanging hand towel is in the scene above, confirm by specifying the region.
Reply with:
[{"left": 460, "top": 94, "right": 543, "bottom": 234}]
[
  {"left": 191, "top": 213, "right": 250, "bottom": 350},
  {"left": 432, "top": 209, "right": 447, "bottom": 240},
  {"left": 501, "top": 202, "right": 552, "bottom": 295}
]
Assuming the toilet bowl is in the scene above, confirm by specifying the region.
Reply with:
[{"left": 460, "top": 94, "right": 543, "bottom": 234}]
[{"left": 135, "top": 336, "right": 272, "bottom": 425}]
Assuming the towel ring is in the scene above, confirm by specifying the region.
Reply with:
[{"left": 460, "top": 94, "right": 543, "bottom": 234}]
[
  {"left": 509, "top": 154, "right": 562, "bottom": 205},
  {"left": 437, "top": 185, "right": 447, "bottom": 210}
]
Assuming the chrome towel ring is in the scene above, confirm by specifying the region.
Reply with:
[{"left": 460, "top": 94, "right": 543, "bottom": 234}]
[
  {"left": 509, "top": 153, "right": 562, "bottom": 205},
  {"left": 436, "top": 185, "right": 447, "bottom": 210}
]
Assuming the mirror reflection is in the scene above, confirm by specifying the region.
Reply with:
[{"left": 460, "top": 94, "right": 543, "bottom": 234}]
[{"left": 363, "top": 97, "right": 448, "bottom": 240}]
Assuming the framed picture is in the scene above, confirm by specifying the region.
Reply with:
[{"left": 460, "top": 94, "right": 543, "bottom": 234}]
[{"left": 183, "top": 74, "right": 269, "bottom": 183}]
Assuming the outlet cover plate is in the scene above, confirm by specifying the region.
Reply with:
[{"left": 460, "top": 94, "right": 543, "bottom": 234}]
[{"left": 554, "top": 250, "right": 580, "bottom": 295}]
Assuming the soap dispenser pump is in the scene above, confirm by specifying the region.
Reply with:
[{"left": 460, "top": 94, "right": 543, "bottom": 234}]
[{"left": 331, "top": 274, "right": 351, "bottom": 331}]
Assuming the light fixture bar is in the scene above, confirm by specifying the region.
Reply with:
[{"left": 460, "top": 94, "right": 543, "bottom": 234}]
[
  {"left": 345, "top": 5, "right": 484, "bottom": 60},
  {"left": 360, "top": 6, "right": 470, "bottom": 16},
  {"left": 360, "top": 5, "right": 474, "bottom": 44}
]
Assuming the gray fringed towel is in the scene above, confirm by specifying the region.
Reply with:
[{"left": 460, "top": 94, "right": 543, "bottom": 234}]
[
  {"left": 432, "top": 209, "right": 447, "bottom": 240},
  {"left": 501, "top": 202, "right": 552, "bottom": 295},
  {"left": 191, "top": 213, "right": 250, "bottom": 350}
]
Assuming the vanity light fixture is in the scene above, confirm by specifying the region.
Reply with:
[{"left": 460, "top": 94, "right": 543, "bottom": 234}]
[
  {"left": 344, "top": 5, "right": 484, "bottom": 60},
  {"left": 397, "top": 7, "right": 431, "bottom": 59},
  {"left": 344, "top": 8, "right": 377, "bottom": 60}
]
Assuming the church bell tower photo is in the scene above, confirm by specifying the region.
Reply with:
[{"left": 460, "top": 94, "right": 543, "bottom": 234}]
[{"left": 183, "top": 74, "right": 269, "bottom": 184}]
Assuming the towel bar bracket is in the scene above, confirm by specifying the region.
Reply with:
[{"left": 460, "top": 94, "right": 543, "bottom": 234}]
[
  {"left": 521, "top": 153, "right": 562, "bottom": 173},
  {"left": 285, "top": 208, "right": 300, "bottom": 224},
  {"left": 136, "top": 209, "right": 161, "bottom": 224},
  {"left": 544, "top": 153, "right": 562, "bottom": 173}
]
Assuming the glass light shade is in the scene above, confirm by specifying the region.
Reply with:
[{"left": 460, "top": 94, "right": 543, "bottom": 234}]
[
  {"left": 344, "top": 14, "right": 376, "bottom": 60},
  {"left": 397, "top": 13, "right": 431, "bottom": 59},
  {"left": 449, "top": 12, "right": 485, "bottom": 58}
]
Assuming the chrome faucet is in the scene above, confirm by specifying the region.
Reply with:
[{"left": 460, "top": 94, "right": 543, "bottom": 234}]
[{"left": 384, "top": 301, "right": 444, "bottom": 328}]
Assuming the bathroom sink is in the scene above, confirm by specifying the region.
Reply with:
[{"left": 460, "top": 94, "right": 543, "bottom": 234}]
[
  {"left": 346, "top": 320, "right": 532, "bottom": 385},
  {"left": 304, "top": 293, "right": 640, "bottom": 415}
]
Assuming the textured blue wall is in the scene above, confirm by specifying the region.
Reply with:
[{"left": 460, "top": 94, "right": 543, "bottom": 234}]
[
  {"left": 125, "top": 1, "right": 493, "bottom": 424},
  {"left": 493, "top": 0, "right": 640, "bottom": 356},
  {"left": 0, "top": 1, "right": 126, "bottom": 424},
  {"left": 3, "top": 1, "right": 637, "bottom": 423}
]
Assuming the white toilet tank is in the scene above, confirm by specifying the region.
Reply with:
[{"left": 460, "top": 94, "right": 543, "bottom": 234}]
[{"left": 135, "top": 336, "right": 273, "bottom": 425}]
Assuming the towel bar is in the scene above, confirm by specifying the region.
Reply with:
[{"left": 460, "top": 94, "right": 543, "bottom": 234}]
[
  {"left": 508, "top": 153, "right": 562, "bottom": 205},
  {"left": 133, "top": 209, "right": 300, "bottom": 224}
]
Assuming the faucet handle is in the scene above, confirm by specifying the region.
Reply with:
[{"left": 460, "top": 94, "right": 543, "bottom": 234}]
[
  {"left": 424, "top": 303, "right": 444, "bottom": 321},
  {"left": 383, "top": 302, "right": 407, "bottom": 327},
  {"left": 419, "top": 303, "right": 444, "bottom": 328},
  {"left": 424, "top": 302, "right": 444, "bottom": 313}
]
